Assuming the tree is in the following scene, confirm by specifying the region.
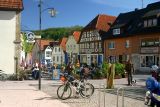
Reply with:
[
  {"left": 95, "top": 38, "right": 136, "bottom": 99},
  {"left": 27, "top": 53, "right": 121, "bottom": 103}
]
[
  {"left": 33, "top": 25, "right": 83, "bottom": 40},
  {"left": 22, "top": 33, "right": 34, "bottom": 54}
]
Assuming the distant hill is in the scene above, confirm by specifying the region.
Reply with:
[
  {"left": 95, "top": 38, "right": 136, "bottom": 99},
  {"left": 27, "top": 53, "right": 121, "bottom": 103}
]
[{"left": 33, "top": 25, "right": 83, "bottom": 40}]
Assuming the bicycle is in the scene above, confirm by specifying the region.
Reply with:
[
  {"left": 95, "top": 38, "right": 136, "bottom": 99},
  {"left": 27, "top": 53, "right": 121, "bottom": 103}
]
[
  {"left": 57, "top": 72, "right": 94, "bottom": 100},
  {"left": 0, "top": 70, "right": 7, "bottom": 81}
]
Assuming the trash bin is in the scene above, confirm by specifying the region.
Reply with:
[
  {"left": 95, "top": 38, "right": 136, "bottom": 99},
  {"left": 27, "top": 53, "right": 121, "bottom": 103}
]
[{"left": 52, "top": 65, "right": 61, "bottom": 80}]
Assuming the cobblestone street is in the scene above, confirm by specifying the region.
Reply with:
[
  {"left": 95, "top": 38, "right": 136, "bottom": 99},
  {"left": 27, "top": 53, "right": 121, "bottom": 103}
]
[
  {"left": 32, "top": 75, "right": 149, "bottom": 107},
  {"left": 0, "top": 75, "right": 149, "bottom": 107}
]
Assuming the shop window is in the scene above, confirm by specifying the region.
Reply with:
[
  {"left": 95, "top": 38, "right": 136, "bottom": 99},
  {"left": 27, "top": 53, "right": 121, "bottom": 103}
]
[{"left": 141, "top": 56, "right": 154, "bottom": 67}]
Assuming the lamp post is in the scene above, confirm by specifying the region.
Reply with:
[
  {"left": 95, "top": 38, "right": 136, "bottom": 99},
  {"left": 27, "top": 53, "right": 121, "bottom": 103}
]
[{"left": 38, "top": 0, "right": 56, "bottom": 90}]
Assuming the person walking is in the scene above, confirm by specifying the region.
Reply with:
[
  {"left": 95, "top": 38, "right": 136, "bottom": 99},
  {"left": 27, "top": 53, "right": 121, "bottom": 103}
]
[{"left": 125, "top": 59, "right": 134, "bottom": 85}]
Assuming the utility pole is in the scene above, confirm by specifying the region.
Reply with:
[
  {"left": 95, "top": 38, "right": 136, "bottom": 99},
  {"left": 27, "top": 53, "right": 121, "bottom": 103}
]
[
  {"left": 38, "top": 0, "right": 42, "bottom": 90},
  {"left": 142, "top": 0, "right": 144, "bottom": 9}
]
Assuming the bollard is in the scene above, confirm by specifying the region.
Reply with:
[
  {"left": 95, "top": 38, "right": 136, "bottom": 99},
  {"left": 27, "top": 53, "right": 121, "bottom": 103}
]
[
  {"left": 116, "top": 87, "right": 124, "bottom": 107},
  {"left": 98, "top": 84, "right": 101, "bottom": 107},
  {"left": 103, "top": 84, "right": 106, "bottom": 107}
]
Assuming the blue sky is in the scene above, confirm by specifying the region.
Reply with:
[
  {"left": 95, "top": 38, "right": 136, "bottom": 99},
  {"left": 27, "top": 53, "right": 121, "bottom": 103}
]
[{"left": 21, "top": 0, "right": 158, "bottom": 30}]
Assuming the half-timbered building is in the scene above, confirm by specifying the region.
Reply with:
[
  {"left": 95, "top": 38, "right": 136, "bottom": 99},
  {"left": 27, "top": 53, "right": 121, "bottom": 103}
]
[{"left": 78, "top": 14, "right": 116, "bottom": 66}]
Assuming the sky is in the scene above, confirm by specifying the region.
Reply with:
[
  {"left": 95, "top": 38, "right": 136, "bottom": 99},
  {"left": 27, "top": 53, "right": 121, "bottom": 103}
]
[{"left": 21, "top": 0, "right": 159, "bottom": 31}]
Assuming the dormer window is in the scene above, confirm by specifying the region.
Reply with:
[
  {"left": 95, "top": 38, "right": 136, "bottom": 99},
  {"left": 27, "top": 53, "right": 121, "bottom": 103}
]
[
  {"left": 153, "top": 19, "right": 157, "bottom": 26},
  {"left": 144, "top": 18, "right": 157, "bottom": 27},
  {"left": 113, "top": 28, "right": 120, "bottom": 35}
]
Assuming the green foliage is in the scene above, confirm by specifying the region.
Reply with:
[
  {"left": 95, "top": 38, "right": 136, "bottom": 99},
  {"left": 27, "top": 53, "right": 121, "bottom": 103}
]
[
  {"left": 22, "top": 33, "right": 34, "bottom": 53},
  {"left": 33, "top": 25, "right": 83, "bottom": 40},
  {"left": 101, "top": 61, "right": 110, "bottom": 78},
  {"left": 94, "top": 69, "right": 103, "bottom": 79},
  {"left": 115, "top": 63, "right": 125, "bottom": 75}
]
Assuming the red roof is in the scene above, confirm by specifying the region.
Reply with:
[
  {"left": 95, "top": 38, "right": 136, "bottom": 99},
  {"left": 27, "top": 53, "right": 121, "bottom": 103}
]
[
  {"left": 73, "top": 31, "right": 81, "bottom": 43},
  {"left": 84, "top": 14, "right": 116, "bottom": 32},
  {"left": 96, "top": 14, "right": 116, "bottom": 32},
  {"left": 36, "top": 39, "right": 53, "bottom": 51},
  {"left": 0, "top": 0, "right": 23, "bottom": 11},
  {"left": 60, "top": 37, "right": 67, "bottom": 51}
]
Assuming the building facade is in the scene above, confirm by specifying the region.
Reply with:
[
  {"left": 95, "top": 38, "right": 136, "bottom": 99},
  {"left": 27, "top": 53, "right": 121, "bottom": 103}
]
[
  {"left": 52, "top": 45, "right": 64, "bottom": 65},
  {"left": 79, "top": 14, "right": 116, "bottom": 66},
  {"left": 102, "top": 2, "right": 160, "bottom": 72},
  {"left": 0, "top": 0, "right": 23, "bottom": 74},
  {"left": 32, "top": 39, "right": 53, "bottom": 66},
  {"left": 66, "top": 31, "right": 81, "bottom": 64}
]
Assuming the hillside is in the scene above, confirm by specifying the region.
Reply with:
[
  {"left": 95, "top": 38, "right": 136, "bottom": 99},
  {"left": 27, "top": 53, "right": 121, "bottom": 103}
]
[{"left": 33, "top": 25, "right": 83, "bottom": 40}]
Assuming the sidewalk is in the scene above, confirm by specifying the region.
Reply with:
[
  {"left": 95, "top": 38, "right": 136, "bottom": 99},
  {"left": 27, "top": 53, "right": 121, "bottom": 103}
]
[{"left": 0, "top": 81, "right": 70, "bottom": 107}]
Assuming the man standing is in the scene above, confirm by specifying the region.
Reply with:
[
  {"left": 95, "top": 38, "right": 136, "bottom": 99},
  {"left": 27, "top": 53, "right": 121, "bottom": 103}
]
[
  {"left": 32, "top": 60, "right": 39, "bottom": 80},
  {"left": 125, "top": 59, "right": 134, "bottom": 85}
]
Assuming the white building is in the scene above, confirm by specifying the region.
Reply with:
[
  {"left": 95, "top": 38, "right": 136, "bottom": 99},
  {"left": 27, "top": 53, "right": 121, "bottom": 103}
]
[
  {"left": 44, "top": 46, "right": 53, "bottom": 65},
  {"left": 52, "top": 45, "right": 64, "bottom": 65},
  {"left": 0, "top": 1, "right": 23, "bottom": 74},
  {"left": 66, "top": 31, "right": 81, "bottom": 64}
]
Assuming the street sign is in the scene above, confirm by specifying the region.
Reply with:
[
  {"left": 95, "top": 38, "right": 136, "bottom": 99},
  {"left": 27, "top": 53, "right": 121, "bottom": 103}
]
[{"left": 26, "top": 32, "right": 35, "bottom": 43}]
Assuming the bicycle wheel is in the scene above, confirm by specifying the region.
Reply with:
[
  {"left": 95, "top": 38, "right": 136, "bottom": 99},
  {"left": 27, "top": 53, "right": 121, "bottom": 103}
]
[
  {"left": 79, "top": 83, "right": 94, "bottom": 98},
  {"left": 57, "top": 84, "right": 72, "bottom": 100}
]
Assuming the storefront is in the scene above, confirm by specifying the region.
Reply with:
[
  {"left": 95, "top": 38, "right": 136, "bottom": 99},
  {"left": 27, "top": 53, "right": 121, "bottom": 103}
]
[
  {"left": 138, "top": 47, "right": 160, "bottom": 72},
  {"left": 80, "top": 54, "right": 103, "bottom": 66}
]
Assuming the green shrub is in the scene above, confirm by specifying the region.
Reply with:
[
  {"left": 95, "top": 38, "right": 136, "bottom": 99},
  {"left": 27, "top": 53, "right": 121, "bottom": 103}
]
[
  {"left": 101, "top": 61, "right": 110, "bottom": 78},
  {"left": 115, "top": 63, "right": 125, "bottom": 76}
]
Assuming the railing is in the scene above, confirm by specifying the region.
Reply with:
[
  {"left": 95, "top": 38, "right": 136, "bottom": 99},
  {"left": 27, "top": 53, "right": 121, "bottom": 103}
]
[
  {"left": 117, "top": 87, "right": 124, "bottom": 107},
  {"left": 98, "top": 84, "right": 125, "bottom": 107}
]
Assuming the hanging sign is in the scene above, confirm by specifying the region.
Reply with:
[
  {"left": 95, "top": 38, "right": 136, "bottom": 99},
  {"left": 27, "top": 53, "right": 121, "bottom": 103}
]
[{"left": 26, "top": 32, "right": 35, "bottom": 43}]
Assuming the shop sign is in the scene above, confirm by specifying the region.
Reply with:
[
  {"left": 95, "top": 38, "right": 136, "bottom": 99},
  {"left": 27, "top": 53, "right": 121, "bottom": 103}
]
[{"left": 141, "top": 47, "right": 159, "bottom": 53}]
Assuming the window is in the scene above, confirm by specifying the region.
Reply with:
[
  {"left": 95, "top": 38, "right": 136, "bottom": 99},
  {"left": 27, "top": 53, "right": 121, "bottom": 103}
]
[
  {"left": 153, "top": 19, "right": 157, "bottom": 26},
  {"left": 141, "top": 42, "right": 146, "bottom": 47},
  {"left": 46, "top": 51, "right": 51, "bottom": 57},
  {"left": 144, "top": 18, "right": 158, "bottom": 27},
  {"left": 148, "top": 19, "right": 152, "bottom": 27},
  {"left": 55, "top": 48, "right": 57, "bottom": 52},
  {"left": 125, "top": 40, "right": 130, "bottom": 48},
  {"left": 57, "top": 56, "right": 59, "bottom": 62},
  {"left": 108, "top": 42, "right": 115, "bottom": 49},
  {"left": 99, "top": 42, "right": 101, "bottom": 48},
  {"left": 144, "top": 20, "right": 147, "bottom": 27},
  {"left": 53, "top": 56, "right": 55, "bottom": 61},
  {"left": 141, "top": 40, "right": 159, "bottom": 47},
  {"left": 155, "top": 41, "right": 159, "bottom": 46},
  {"left": 113, "top": 28, "right": 120, "bottom": 35}
]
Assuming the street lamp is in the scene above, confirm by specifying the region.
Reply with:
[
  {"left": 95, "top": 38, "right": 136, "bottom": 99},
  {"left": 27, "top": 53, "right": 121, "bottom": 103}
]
[{"left": 38, "top": 0, "right": 56, "bottom": 90}]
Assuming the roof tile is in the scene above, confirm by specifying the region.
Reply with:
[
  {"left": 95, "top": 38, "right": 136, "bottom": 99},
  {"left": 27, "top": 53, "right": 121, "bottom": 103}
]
[
  {"left": 0, "top": 0, "right": 23, "bottom": 11},
  {"left": 73, "top": 31, "right": 81, "bottom": 43}
]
